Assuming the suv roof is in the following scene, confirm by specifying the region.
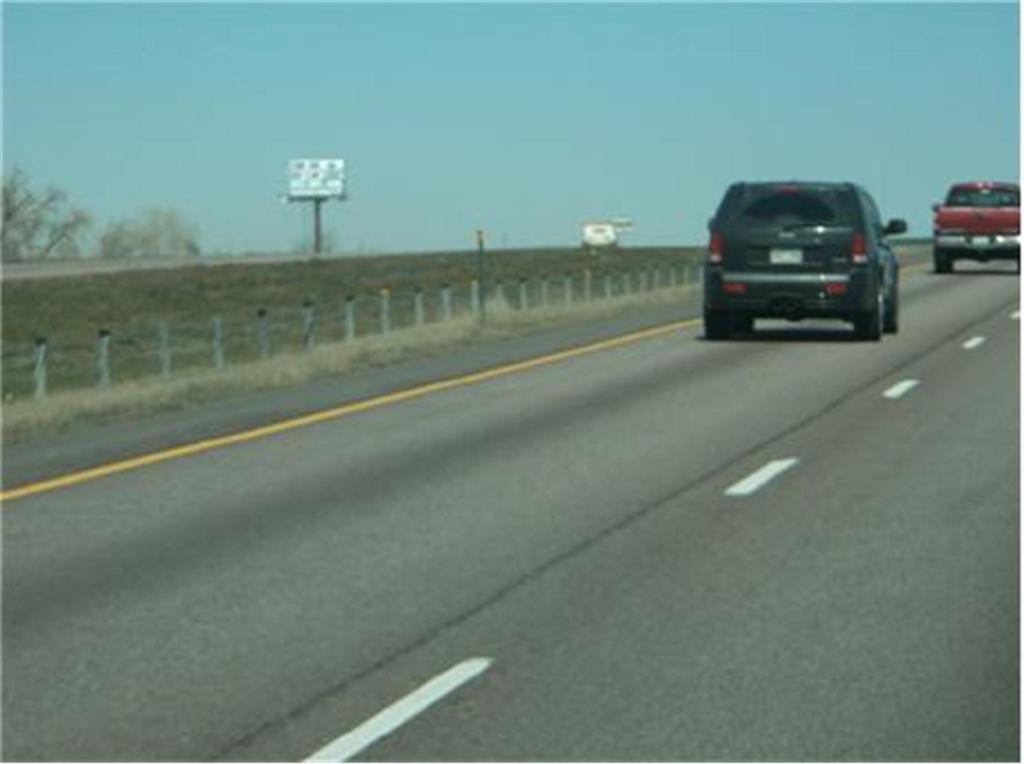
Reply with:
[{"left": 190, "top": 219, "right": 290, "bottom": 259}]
[
  {"left": 724, "top": 181, "right": 858, "bottom": 194},
  {"left": 733, "top": 180, "right": 855, "bottom": 188}
]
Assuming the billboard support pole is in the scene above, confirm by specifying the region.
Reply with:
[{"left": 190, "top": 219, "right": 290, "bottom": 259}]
[{"left": 313, "top": 198, "right": 324, "bottom": 255}]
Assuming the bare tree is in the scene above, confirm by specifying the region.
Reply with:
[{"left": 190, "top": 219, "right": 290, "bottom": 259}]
[
  {"left": 98, "top": 207, "right": 200, "bottom": 259},
  {"left": 1, "top": 169, "right": 92, "bottom": 262}
]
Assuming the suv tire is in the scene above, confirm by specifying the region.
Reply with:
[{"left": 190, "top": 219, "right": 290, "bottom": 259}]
[
  {"left": 733, "top": 315, "right": 754, "bottom": 335},
  {"left": 704, "top": 310, "right": 732, "bottom": 340},
  {"left": 934, "top": 249, "right": 953, "bottom": 274},
  {"left": 883, "top": 289, "right": 899, "bottom": 334},
  {"left": 854, "top": 292, "right": 883, "bottom": 341}
]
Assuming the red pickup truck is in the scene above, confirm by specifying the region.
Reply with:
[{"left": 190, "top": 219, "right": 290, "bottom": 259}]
[{"left": 932, "top": 181, "right": 1020, "bottom": 273}]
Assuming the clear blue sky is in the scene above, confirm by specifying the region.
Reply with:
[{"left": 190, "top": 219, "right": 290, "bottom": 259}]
[{"left": 3, "top": 2, "right": 1019, "bottom": 255}]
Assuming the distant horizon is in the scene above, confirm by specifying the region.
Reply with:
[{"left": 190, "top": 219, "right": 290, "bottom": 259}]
[{"left": 4, "top": 3, "right": 1019, "bottom": 255}]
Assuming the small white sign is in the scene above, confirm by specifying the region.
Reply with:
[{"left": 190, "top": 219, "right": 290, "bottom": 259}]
[{"left": 289, "top": 158, "right": 346, "bottom": 200}]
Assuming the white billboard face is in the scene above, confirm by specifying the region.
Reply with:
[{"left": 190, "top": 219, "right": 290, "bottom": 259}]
[{"left": 289, "top": 159, "right": 346, "bottom": 199}]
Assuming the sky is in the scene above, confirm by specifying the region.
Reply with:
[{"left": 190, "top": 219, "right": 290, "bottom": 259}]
[{"left": 3, "top": 2, "right": 1020, "bottom": 256}]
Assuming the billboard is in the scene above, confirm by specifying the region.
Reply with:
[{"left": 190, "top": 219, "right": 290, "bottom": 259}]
[{"left": 288, "top": 159, "right": 346, "bottom": 200}]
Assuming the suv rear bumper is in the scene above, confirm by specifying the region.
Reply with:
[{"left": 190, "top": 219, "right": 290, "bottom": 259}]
[{"left": 703, "top": 269, "right": 876, "bottom": 320}]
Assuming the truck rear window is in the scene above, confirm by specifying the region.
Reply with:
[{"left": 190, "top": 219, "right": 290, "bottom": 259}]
[{"left": 946, "top": 188, "right": 1019, "bottom": 207}]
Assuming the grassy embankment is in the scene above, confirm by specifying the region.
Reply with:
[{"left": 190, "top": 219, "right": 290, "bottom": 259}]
[
  {"left": 2, "top": 246, "right": 704, "bottom": 439},
  {"left": 1, "top": 242, "right": 933, "bottom": 441}
]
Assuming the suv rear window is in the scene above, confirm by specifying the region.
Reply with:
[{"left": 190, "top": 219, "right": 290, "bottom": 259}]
[
  {"left": 946, "top": 187, "right": 1019, "bottom": 207},
  {"left": 717, "top": 185, "right": 856, "bottom": 227},
  {"left": 742, "top": 193, "right": 837, "bottom": 224}
]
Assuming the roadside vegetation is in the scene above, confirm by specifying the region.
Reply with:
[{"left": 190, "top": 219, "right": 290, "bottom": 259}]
[
  {"left": 1, "top": 169, "right": 200, "bottom": 263},
  {"left": 1, "top": 280, "right": 702, "bottom": 441},
  {"left": 1, "top": 245, "right": 704, "bottom": 396}
]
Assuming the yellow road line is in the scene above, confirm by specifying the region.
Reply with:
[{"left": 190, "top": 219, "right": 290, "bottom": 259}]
[{"left": 1, "top": 318, "right": 702, "bottom": 503}]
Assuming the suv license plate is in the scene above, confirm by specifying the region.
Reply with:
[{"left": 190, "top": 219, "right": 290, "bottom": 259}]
[{"left": 770, "top": 248, "right": 803, "bottom": 265}]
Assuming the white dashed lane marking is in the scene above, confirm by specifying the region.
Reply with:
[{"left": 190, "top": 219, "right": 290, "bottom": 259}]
[
  {"left": 883, "top": 379, "right": 920, "bottom": 400},
  {"left": 305, "top": 658, "right": 493, "bottom": 762},
  {"left": 962, "top": 336, "right": 987, "bottom": 350},
  {"left": 725, "top": 458, "right": 800, "bottom": 497}
]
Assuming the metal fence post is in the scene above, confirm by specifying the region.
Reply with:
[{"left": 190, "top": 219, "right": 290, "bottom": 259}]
[
  {"left": 563, "top": 273, "right": 573, "bottom": 305},
  {"left": 475, "top": 229, "right": 487, "bottom": 325},
  {"left": 33, "top": 337, "right": 47, "bottom": 400},
  {"left": 519, "top": 278, "right": 528, "bottom": 310},
  {"left": 441, "top": 284, "right": 452, "bottom": 322},
  {"left": 414, "top": 287, "right": 425, "bottom": 326},
  {"left": 639, "top": 267, "right": 649, "bottom": 292},
  {"left": 344, "top": 296, "right": 356, "bottom": 341},
  {"left": 603, "top": 273, "right": 612, "bottom": 299},
  {"left": 494, "top": 279, "right": 505, "bottom": 307},
  {"left": 470, "top": 279, "right": 481, "bottom": 318},
  {"left": 623, "top": 271, "right": 632, "bottom": 296},
  {"left": 380, "top": 288, "right": 391, "bottom": 335},
  {"left": 584, "top": 269, "right": 593, "bottom": 301},
  {"left": 669, "top": 266, "right": 678, "bottom": 287},
  {"left": 97, "top": 329, "right": 111, "bottom": 387},
  {"left": 212, "top": 316, "right": 225, "bottom": 371},
  {"left": 540, "top": 275, "right": 549, "bottom": 307},
  {"left": 303, "top": 300, "right": 316, "bottom": 351},
  {"left": 257, "top": 309, "right": 272, "bottom": 358},
  {"left": 157, "top": 321, "right": 172, "bottom": 377},
  {"left": 652, "top": 266, "right": 661, "bottom": 290}
]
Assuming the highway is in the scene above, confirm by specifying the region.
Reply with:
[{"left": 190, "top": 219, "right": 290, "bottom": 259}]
[{"left": 2, "top": 261, "right": 1019, "bottom": 761}]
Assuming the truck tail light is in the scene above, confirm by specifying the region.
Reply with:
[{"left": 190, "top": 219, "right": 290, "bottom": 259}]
[
  {"left": 825, "top": 282, "right": 848, "bottom": 296},
  {"left": 723, "top": 281, "right": 746, "bottom": 295},
  {"left": 709, "top": 232, "right": 723, "bottom": 264},
  {"left": 851, "top": 233, "right": 868, "bottom": 264}
]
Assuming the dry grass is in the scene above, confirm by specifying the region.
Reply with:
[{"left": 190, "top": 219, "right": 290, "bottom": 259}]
[
  {"left": 1, "top": 282, "right": 699, "bottom": 442},
  {"left": 2, "top": 249, "right": 703, "bottom": 398}
]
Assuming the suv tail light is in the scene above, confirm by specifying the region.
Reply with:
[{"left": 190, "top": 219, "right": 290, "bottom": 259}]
[
  {"left": 850, "top": 233, "right": 868, "bottom": 264},
  {"left": 709, "top": 232, "right": 723, "bottom": 264},
  {"left": 825, "top": 282, "right": 848, "bottom": 296}
]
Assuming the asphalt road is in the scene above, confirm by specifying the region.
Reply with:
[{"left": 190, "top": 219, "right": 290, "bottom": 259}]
[{"left": 3, "top": 261, "right": 1019, "bottom": 761}]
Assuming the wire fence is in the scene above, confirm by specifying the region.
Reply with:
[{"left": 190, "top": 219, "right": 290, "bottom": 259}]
[{"left": 2, "top": 262, "right": 702, "bottom": 401}]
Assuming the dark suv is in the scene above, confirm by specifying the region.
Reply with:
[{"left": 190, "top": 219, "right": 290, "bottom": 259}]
[{"left": 703, "top": 181, "right": 907, "bottom": 341}]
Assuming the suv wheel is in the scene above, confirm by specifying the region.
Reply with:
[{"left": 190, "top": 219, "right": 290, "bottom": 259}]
[
  {"left": 704, "top": 310, "right": 732, "bottom": 340},
  {"left": 934, "top": 250, "right": 953, "bottom": 274},
  {"left": 883, "top": 288, "right": 899, "bottom": 334},
  {"left": 733, "top": 315, "right": 754, "bottom": 335},
  {"left": 854, "top": 291, "right": 883, "bottom": 341}
]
